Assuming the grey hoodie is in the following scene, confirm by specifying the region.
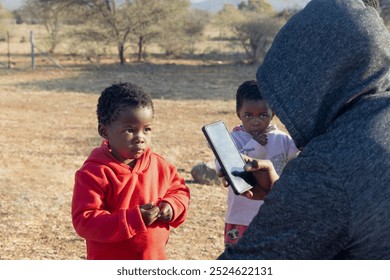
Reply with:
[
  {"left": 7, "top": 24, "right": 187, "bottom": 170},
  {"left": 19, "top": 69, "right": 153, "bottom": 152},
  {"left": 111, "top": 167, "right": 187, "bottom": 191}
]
[{"left": 218, "top": 0, "right": 390, "bottom": 259}]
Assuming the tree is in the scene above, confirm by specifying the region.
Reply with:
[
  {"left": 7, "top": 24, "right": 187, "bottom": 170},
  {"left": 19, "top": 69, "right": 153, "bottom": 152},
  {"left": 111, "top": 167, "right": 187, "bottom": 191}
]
[
  {"left": 182, "top": 9, "right": 211, "bottom": 54},
  {"left": 59, "top": 0, "right": 190, "bottom": 64},
  {"left": 0, "top": 4, "right": 4, "bottom": 37},
  {"left": 233, "top": 14, "right": 282, "bottom": 64},
  {"left": 276, "top": 8, "right": 300, "bottom": 21},
  {"left": 67, "top": 20, "right": 112, "bottom": 62},
  {"left": 1, "top": 4, "right": 17, "bottom": 42},
  {"left": 22, "top": 0, "right": 68, "bottom": 54},
  {"left": 56, "top": 0, "right": 136, "bottom": 64},
  {"left": 213, "top": 4, "right": 245, "bottom": 40},
  {"left": 214, "top": 4, "right": 282, "bottom": 64},
  {"left": 126, "top": 0, "right": 190, "bottom": 61},
  {"left": 157, "top": 8, "right": 210, "bottom": 56},
  {"left": 238, "top": 0, "right": 274, "bottom": 15}
]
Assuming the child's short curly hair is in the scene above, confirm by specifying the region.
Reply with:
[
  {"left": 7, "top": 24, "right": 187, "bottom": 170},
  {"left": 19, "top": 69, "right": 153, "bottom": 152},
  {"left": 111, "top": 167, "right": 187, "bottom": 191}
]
[
  {"left": 236, "top": 80, "right": 263, "bottom": 112},
  {"left": 97, "top": 82, "right": 154, "bottom": 126}
]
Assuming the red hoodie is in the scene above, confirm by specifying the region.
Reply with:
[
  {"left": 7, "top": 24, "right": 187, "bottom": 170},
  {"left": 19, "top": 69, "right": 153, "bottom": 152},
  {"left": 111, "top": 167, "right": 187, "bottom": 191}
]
[{"left": 72, "top": 141, "right": 190, "bottom": 260}]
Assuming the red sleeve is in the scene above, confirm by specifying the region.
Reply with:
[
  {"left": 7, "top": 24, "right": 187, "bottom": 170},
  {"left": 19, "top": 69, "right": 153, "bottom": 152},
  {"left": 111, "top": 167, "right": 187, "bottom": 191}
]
[
  {"left": 71, "top": 168, "right": 147, "bottom": 242},
  {"left": 160, "top": 164, "right": 190, "bottom": 228}
]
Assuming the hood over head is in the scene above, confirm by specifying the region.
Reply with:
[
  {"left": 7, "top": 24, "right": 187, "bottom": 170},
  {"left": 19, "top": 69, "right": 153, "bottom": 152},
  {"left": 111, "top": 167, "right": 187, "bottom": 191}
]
[{"left": 256, "top": 0, "right": 390, "bottom": 149}]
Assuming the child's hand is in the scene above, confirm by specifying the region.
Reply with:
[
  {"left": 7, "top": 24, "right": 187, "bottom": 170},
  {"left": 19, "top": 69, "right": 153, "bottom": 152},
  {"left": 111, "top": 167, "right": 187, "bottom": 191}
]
[
  {"left": 157, "top": 202, "right": 173, "bottom": 223},
  {"left": 140, "top": 203, "right": 160, "bottom": 226},
  {"left": 253, "top": 133, "right": 268, "bottom": 146}
]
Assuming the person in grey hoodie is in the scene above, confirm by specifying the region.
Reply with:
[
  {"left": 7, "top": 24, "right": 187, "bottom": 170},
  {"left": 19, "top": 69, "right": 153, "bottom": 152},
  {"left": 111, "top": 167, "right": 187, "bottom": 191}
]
[{"left": 218, "top": 0, "right": 390, "bottom": 259}]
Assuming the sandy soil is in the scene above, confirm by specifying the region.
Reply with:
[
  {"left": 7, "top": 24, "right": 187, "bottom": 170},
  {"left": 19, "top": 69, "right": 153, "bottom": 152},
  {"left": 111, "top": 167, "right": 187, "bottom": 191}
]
[{"left": 0, "top": 57, "right": 286, "bottom": 260}]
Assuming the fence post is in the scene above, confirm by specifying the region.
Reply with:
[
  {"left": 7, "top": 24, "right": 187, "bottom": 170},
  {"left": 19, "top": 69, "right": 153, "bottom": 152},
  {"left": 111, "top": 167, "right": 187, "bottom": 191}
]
[
  {"left": 7, "top": 31, "right": 11, "bottom": 69},
  {"left": 28, "top": 30, "right": 63, "bottom": 69},
  {"left": 30, "top": 31, "right": 35, "bottom": 69}
]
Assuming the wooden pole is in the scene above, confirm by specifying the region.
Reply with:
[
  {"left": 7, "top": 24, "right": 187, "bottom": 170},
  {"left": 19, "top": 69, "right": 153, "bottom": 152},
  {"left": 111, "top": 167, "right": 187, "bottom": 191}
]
[
  {"left": 28, "top": 31, "right": 63, "bottom": 69},
  {"left": 30, "top": 31, "right": 35, "bottom": 69},
  {"left": 7, "top": 31, "right": 11, "bottom": 69}
]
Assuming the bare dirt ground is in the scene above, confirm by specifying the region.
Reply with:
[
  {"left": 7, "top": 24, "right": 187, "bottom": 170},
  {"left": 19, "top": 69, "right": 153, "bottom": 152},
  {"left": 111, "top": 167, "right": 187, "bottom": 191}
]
[{"left": 0, "top": 55, "right": 286, "bottom": 260}]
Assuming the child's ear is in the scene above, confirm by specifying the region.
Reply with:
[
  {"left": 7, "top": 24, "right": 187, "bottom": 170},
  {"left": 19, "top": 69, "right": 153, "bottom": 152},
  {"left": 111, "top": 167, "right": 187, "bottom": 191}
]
[
  {"left": 98, "top": 124, "right": 108, "bottom": 139},
  {"left": 236, "top": 112, "right": 241, "bottom": 120},
  {"left": 271, "top": 112, "right": 275, "bottom": 119}
]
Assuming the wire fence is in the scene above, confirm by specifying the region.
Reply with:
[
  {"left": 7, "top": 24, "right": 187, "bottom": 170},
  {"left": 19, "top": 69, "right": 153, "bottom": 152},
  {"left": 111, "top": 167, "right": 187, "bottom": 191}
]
[
  {"left": 0, "top": 27, "right": 63, "bottom": 70},
  {"left": 0, "top": 22, "right": 246, "bottom": 71}
]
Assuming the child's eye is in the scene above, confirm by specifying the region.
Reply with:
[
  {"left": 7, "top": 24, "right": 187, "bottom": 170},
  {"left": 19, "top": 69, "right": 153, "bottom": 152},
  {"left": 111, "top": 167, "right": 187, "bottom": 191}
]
[
  {"left": 144, "top": 127, "right": 152, "bottom": 133},
  {"left": 260, "top": 113, "right": 270, "bottom": 119},
  {"left": 243, "top": 114, "right": 253, "bottom": 119},
  {"left": 126, "top": 129, "right": 134, "bottom": 134}
]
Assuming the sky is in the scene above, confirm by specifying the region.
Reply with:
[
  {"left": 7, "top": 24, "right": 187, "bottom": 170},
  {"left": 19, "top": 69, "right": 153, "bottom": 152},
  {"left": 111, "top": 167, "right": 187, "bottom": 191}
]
[{"left": 1, "top": 0, "right": 22, "bottom": 11}]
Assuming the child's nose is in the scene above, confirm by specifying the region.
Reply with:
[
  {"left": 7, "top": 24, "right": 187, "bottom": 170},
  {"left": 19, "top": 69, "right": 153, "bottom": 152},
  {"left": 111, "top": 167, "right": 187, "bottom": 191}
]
[
  {"left": 133, "top": 133, "right": 145, "bottom": 143},
  {"left": 250, "top": 116, "right": 264, "bottom": 123}
]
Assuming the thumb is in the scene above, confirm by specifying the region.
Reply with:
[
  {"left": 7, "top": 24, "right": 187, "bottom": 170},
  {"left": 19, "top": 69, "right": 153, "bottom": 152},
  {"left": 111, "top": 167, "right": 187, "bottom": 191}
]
[{"left": 243, "top": 159, "right": 259, "bottom": 172}]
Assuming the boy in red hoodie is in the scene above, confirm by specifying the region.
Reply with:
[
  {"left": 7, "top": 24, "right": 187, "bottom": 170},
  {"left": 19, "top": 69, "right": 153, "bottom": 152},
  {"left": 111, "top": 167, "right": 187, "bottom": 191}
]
[{"left": 72, "top": 82, "right": 190, "bottom": 260}]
